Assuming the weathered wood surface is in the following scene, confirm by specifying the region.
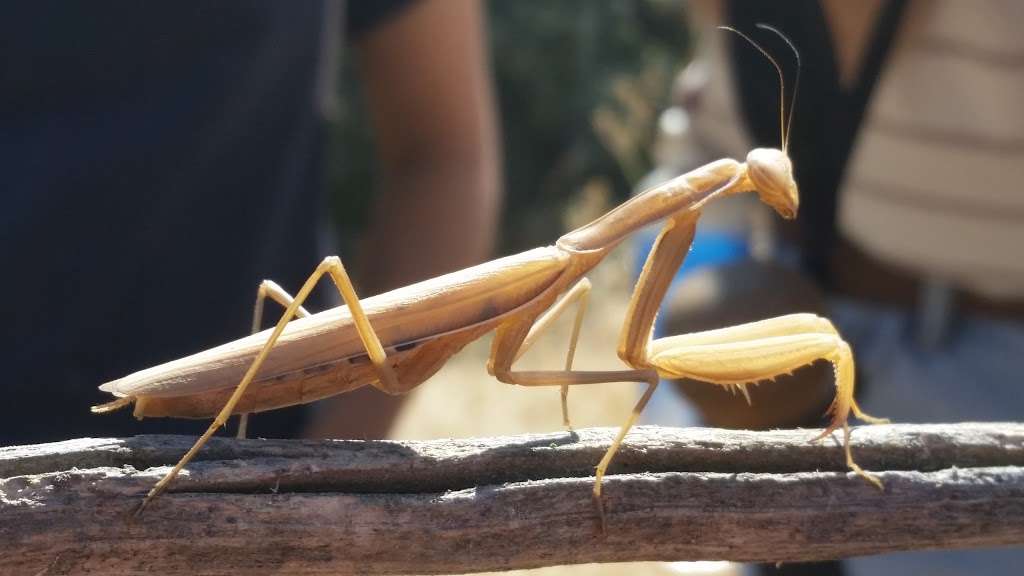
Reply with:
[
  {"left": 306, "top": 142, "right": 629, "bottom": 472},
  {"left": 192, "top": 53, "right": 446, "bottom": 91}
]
[{"left": 3, "top": 423, "right": 1023, "bottom": 575}]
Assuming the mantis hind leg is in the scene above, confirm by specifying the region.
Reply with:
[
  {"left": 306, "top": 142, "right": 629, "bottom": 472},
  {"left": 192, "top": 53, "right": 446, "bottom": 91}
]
[
  {"left": 237, "top": 280, "right": 313, "bottom": 439},
  {"left": 648, "top": 313, "right": 889, "bottom": 489},
  {"left": 137, "top": 256, "right": 396, "bottom": 515}
]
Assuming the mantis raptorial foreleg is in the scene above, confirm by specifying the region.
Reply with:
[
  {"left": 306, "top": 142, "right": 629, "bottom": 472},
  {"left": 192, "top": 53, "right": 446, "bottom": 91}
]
[
  {"left": 137, "top": 256, "right": 395, "bottom": 514},
  {"left": 620, "top": 188, "right": 885, "bottom": 462},
  {"left": 647, "top": 313, "right": 889, "bottom": 488},
  {"left": 618, "top": 211, "right": 698, "bottom": 367},
  {"left": 514, "top": 278, "right": 592, "bottom": 428},
  {"left": 237, "top": 280, "right": 313, "bottom": 439}
]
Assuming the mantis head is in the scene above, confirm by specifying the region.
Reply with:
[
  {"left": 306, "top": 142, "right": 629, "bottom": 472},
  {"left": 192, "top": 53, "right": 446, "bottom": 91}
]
[
  {"left": 747, "top": 147, "right": 798, "bottom": 219},
  {"left": 721, "top": 24, "right": 801, "bottom": 220}
]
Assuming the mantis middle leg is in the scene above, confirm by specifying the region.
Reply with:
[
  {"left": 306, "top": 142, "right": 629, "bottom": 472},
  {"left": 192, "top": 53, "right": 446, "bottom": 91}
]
[
  {"left": 513, "top": 278, "right": 592, "bottom": 429},
  {"left": 488, "top": 287, "right": 660, "bottom": 533},
  {"left": 482, "top": 212, "right": 701, "bottom": 531}
]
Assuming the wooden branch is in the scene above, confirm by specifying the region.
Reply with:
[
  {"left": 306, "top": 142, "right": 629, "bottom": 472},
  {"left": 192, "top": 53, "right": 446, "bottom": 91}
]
[{"left": 3, "top": 423, "right": 1023, "bottom": 575}]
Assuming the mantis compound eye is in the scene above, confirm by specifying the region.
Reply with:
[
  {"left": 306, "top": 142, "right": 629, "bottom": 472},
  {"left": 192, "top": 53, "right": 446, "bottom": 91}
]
[{"left": 746, "top": 147, "right": 799, "bottom": 220}]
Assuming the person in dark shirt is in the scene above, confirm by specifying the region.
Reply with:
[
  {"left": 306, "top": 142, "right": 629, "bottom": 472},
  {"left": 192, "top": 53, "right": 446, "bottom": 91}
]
[{"left": 1, "top": 0, "right": 501, "bottom": 444}]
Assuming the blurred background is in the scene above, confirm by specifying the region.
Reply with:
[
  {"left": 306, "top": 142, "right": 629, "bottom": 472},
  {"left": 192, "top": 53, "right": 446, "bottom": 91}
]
[
  {"left": 329, "top": 0, "right": 689, "bottom": 255},
  {"left": 3, "top": 1, "right": 1023, "bottom": 575}
]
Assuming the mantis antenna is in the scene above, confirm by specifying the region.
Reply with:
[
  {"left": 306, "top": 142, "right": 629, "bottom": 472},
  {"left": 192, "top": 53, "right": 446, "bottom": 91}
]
[
  {"left": 756, "top": 23, "right": 802, "bottom": 154},
  {"left": 718, "top": 25, "right": 801, "bottom": 152}
]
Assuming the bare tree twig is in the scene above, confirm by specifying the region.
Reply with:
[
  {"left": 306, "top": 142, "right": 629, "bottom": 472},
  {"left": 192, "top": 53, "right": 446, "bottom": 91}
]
[{"left": 3, "top": 423, "right": 1023, "bottom": 575}]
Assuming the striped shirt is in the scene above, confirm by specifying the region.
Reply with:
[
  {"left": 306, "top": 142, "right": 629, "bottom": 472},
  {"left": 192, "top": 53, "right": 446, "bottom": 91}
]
[{"left": 688, "top": 0, "right": 1024, "bottom": 299}]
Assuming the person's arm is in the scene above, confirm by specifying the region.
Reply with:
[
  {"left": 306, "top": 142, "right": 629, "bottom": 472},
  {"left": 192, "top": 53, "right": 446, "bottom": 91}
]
[
  {"left": 305, "top": 0, "right": 501, "bottom": 440},
  {"left": 355, "top": 0, "right": 502, "bottom": 295}
]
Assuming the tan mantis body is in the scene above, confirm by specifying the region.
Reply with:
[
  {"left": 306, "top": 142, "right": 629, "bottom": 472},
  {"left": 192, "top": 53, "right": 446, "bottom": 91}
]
[{"left": 96, "top": 151, "right": 887, "bottom": 526}]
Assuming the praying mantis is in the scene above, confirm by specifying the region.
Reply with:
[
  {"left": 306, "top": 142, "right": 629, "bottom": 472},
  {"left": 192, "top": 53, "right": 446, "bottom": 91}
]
[{"left": 93, "top": 26, "right": 887, "bottom": 529}]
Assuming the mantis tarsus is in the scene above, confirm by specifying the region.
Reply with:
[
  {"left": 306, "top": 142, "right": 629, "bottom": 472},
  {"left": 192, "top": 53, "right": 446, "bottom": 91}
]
[{"left": 93, "top": 26, "right": 887, "bottom": 530}]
